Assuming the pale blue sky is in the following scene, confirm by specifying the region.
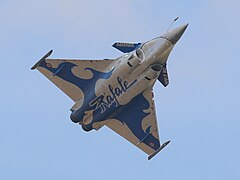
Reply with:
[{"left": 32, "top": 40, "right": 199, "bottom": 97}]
[{"left": 1, "top": 0, "right": 240, "bottom": 179}]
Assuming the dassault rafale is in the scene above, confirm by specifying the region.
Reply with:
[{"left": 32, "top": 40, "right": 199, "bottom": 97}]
[{"left": 31, "top": 23, "right": 188, "bottom": 160}]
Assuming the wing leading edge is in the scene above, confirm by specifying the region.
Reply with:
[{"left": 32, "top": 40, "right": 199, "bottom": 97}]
[
  {"left": 102, "top": 87, "right": 170, "bottom": 159},
  {"left": 31, "top": 50, "right": 115, "bottom": 102}
]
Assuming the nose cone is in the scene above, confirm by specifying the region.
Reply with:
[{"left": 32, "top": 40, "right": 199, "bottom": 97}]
[{"left": 162, "top": 23, "right": 189, "bottom": 44}]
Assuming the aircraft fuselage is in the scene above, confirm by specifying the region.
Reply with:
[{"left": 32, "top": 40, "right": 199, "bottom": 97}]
[{"left": 70, "top": 36, "right": 175, "bottom": 131}]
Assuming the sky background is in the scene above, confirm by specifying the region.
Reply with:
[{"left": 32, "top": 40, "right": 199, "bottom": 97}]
[{"left": 1, "top": 0, "right": 240, "bottom": 179}]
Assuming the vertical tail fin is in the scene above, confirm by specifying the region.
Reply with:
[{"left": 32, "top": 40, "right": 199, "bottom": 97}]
[{"left": 112, "top": 42, "right": 141, "bottom": 53}]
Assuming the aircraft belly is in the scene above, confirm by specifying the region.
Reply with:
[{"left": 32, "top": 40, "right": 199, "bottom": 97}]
[{"left": 82, "top": 69, "right": 158, "bottom": 130}]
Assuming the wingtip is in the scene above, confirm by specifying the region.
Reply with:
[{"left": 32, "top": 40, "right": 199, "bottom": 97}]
[
  {"left": 31, "top": 50, "right": 53, "bottom": 70},
  {"left": 148, "top": 140, "right": 171, "bottom": 160}
]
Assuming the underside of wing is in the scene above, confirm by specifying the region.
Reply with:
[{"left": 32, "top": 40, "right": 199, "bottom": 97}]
[
  {"left": 103, "top": 87, "right": 161, "bottom": 155},
  {"left": 31, "top": 50, "right": 115, "bottom": 102}
]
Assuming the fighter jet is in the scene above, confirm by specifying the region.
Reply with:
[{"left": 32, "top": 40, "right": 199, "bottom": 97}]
[{"left": 31, "top": 23, "right": 188, "bottom": 160}]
